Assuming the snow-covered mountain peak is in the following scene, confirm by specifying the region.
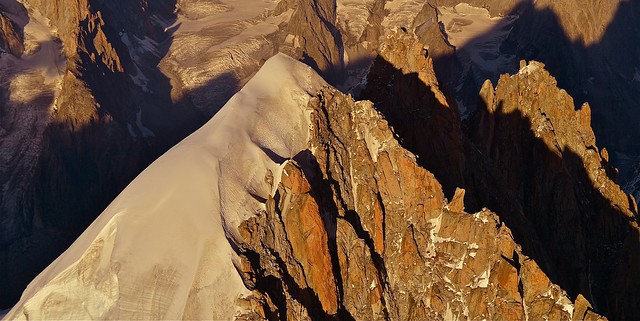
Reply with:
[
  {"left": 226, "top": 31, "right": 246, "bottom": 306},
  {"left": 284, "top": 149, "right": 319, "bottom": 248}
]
[{"left": 3, "top": 53, "right": 327, "bottom": 321}]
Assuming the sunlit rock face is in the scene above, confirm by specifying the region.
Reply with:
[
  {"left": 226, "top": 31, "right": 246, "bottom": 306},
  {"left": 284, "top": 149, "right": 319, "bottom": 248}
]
[
  {"left": 1, "top": 1, "right": 639, "bottom": 320},
  {"left": 428, "top": 0, "right": 640, "bottom": 177},
  {"left": 467, "top": 61, "right": 640, "bottom": 321},
  {"left": 4, "top": 54, "right": 607, "bottom": 321}
]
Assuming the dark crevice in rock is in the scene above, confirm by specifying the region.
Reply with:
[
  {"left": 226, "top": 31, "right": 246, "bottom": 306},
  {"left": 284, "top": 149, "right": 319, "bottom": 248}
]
[
  {"left": 239, "top": 248, "right": 289, "bottom": 320},
  {"left": 292, "top": 150, "right": 356, "bottom": 321},
  {"left": 342, "top": 210, "right": 392, "bottom": 320},
  {"left": 267, "top": 248, "right": 333, "bottom": 321}
]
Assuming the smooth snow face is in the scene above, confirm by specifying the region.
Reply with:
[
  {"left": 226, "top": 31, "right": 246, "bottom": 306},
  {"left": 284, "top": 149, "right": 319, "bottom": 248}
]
[{"left": 3, "top": 53, "right": 327, "bottom": 321}]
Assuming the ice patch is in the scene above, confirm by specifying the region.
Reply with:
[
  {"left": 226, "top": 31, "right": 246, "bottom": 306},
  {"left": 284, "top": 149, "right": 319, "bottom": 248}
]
[
  {"left": 121, "top": 33, "right": 161, "bottom": 59},
  {"left": 129, "top": 65, "right": 151, "bottom": 92},
  {"left": 120, "top": 33, "right": 159, "bottom": 92}
]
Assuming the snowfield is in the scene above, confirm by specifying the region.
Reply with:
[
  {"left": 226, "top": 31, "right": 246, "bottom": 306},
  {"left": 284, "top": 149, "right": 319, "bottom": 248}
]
[
  {"left": 161, "top": 0, "right": 289, "bottom": 114},
  {"left": 3, "top": 53, "right": 327, "bottom": 320},
  {"left": 438, "top": 3, "right": 519, "bottom": 76}
]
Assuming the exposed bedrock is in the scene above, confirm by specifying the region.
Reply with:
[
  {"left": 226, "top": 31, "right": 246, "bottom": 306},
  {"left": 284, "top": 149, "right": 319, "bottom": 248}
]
[
  {"left": 232, "top": 84, "right": 606, "bottom": 320},
  {"left": 359, "top": 29, "right": 639, "bottom": 320}
]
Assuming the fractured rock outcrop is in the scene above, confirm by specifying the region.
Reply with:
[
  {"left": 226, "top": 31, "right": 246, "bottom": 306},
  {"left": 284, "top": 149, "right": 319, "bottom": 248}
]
[
  {"left": 360, "top": 29, "right": 466, "bottom": 199},
  {"left": 359, "top": 27, "right": 639, "bottom": 320},
  {"left": 233, "top": 85, "right": 605, "bottom": 320},
  {"left": 468, "top": 61, "right": 640, "bottom": 321}
]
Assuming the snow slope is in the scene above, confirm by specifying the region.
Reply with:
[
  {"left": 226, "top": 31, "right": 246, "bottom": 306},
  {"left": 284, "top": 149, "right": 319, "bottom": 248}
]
[
  {"left": 438, "top": 3, "right": 518, "bottom": 76},
  {"left": 3, "top": 53, "right": 327, "bottom": 320},
  {"left": 161, "top": 0, "right": 290, "bottom": 114}
]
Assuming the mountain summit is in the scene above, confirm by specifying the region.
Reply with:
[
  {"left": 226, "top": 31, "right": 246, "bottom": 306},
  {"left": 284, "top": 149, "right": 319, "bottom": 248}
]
[
  {"left": 5, "top": 51, "right": 620, "bottom": 321},
  {"left": 1, "top": 1, "right": 639, "bottom": 320}
]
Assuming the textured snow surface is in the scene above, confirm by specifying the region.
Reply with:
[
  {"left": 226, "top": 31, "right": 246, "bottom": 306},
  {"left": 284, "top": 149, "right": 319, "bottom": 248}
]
[
  {"left": 0, "top": 0, "right": 64, "bottom": 225},
  {"left": 162, "top": 0, "right": 289, "bottom": 114},
  {"left": 383, "top": 0, "right": 427, "bottom": 30},
  {"left": 3, "top": 54, "right": 327, "bottom": 321},
  {"left": 337, "top": 0, "right": 376, "bottom": 40},
  {"left": 0, "top": 0, "right": 65, "bottom": 86},
  {"left": 439, "top": 3, "right": 518, "bottom": 75},
  {"left": 439, "top": 3, "right": 518, "bottom": 74}
]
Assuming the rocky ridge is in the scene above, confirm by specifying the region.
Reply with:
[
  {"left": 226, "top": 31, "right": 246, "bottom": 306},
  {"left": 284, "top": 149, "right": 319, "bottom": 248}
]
[
  {"left": 231, "top": 83, "right": 605, "bottom": 320},
  {"left": 1, "top": 1, "right": 639, "bottom": 320},
  {"left": 357, "top": 27, "right": 639, "bottom": 320},
  {"left": 3, "top": 49, "right": 618, "bottom": 321},
  {"left": 467, "top": 61, "right": 640, "bottom": 321}
]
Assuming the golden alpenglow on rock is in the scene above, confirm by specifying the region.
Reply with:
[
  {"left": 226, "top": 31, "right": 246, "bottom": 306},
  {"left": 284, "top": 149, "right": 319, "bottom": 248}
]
[{"left": 1, "top": 1, "right": 639, "bottom": 321}]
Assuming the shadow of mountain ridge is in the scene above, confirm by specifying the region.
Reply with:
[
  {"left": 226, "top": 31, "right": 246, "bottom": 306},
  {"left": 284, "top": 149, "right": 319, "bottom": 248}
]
[{"left": 356, "top": 2, "right": 640, "bottom": 319}]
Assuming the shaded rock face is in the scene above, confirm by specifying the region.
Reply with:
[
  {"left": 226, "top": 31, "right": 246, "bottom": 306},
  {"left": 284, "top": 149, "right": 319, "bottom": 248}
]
[
  {"left": 468, "top": 62, "right": 640, "bottom": 321},
  {"left": 0, "top": 11, "right": 23, "bottom": 56},
  {"left": 501, "top": 1, "right": 640, "bottom": 166},
  {"left": 359, "top": 30, "right": 639, "bottom": 320},
  {"left": 232, "top": 87, "right": 604, "bottom": 321},
  {"left": 420, "top": 0, "right": 640, "bottom": 177},
  {"left": 360, "top": 30, "right": 465, "bottom": 199},
  {"left": 281, "top": 0, "right": 344, "bottom": 82}
]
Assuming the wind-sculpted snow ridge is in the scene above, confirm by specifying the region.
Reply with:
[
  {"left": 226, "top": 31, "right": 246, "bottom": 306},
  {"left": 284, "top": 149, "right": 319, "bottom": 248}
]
[{"left": 3, "top": 53, "right": 327, "bottom": 321}]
